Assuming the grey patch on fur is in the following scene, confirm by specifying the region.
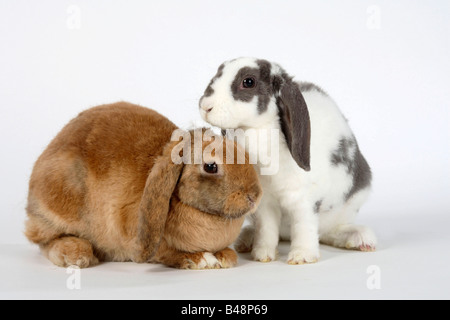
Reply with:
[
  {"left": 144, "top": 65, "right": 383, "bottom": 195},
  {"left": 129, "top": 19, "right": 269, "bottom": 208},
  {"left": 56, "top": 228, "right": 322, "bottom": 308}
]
[
  {"left": 314, "top": 199, "right": 323, "bottom": 214},
  {"left": 346, "top": 145, "right": 372, "bottom": 200},
  {"left": 331, "top": 138, "right": 356, "bottom": 173},
  {"left": 331, "top": 136, "right": 372, "bottom": 201},
  {"left": 204, "top": 86, "right": 214, "bottom": 97},
  {"left": 298, "top": 82, "right": 328, "bottom": 95},
  {"left": 202, "top": 63, "right": 225, "bottom": 98},
  {"left": 255, "top": 60, "right": 272, "bottom": 113},
  {"left": 230, "top": 59, "right": 273, "bottom": 114}
]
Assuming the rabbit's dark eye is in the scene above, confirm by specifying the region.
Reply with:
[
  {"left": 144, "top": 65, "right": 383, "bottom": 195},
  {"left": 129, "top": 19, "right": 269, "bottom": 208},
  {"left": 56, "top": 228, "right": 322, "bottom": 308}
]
[
  {"left": 242, "top": 77, "right": 256, "bottom": 88},
  {"left": 203, "top": 162, "right": 218, "bottom": 174}
]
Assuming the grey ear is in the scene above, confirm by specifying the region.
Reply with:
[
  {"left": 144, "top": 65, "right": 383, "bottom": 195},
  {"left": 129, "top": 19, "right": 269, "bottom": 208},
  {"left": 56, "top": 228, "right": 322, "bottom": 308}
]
[{"left": 276, "top": 77, "right": 311, "bottom": 171}]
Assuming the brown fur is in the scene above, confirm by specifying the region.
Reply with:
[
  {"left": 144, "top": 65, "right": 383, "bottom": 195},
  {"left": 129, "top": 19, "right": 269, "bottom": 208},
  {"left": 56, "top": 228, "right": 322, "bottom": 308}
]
[{"left": 25, "top": 102, "right": 262, "bottom": 269}]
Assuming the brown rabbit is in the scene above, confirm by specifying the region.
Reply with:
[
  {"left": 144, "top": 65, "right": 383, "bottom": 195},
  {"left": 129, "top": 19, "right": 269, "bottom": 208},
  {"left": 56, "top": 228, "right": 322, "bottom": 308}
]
[{"left": 25, "top": 102, "right": 262, "bottom": 269}]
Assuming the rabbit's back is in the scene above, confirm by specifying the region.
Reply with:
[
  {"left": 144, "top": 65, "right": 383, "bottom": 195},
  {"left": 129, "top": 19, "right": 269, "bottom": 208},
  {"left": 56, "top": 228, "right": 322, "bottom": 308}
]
[
  {"left": 26, "top": 102, "right": 178, "bottom": 261},
  {"left": 51, "top": 102, "right": 177, "bottom": 174}
]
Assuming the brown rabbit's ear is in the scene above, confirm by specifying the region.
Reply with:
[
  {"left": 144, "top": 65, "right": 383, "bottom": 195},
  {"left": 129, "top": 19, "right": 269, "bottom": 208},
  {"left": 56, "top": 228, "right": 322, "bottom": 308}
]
[
  {"left": 276, "top": 76, "right": 311, "bottom": 171},
  {"left": 135, "top": 147, "right": 184, "bottom": 262}
]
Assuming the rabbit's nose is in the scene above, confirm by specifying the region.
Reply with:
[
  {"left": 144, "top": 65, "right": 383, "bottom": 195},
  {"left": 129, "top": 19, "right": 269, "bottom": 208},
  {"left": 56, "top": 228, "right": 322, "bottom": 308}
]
[
  {"left": 202, "top": 106, "right": 213, "bottom": 113},
  {"left": 247, "top": 194, "right": 258, "bottom": 208},
  {"left": 199, "top": 98, "right": 213, "bottom": 113},
  {"left": 248, "top": 185, "right": 263, "bottom": 207}
]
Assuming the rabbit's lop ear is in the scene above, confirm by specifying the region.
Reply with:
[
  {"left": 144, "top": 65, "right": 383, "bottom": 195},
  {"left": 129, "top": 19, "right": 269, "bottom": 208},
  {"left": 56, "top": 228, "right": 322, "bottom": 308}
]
[
  {"left": 276, "top": 76, "right": 311, "bottom": 171},
  {"left": 135, "top": 146, "right": 184, "bottom": 262}
]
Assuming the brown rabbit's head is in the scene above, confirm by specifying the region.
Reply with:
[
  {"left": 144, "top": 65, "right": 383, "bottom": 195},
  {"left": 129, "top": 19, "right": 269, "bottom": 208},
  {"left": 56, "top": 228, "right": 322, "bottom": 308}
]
[
  {"left": 174, "top": 130, "right": 262, "bottom": 219},
  {"left": 136, "top": 129, "right": 262, "bottom": 261}
]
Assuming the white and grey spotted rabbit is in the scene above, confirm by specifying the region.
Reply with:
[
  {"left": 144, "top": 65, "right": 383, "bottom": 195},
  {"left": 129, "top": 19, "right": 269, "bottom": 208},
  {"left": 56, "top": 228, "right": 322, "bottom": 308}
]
[{"left": 199, "top": 57, "right": 377, "bottom": 264}]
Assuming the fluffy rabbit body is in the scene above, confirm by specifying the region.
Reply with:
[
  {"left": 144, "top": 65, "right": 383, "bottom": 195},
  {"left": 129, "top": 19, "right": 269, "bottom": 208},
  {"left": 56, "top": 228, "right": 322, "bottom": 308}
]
[
  {"left": 25, "top": 102, "right": 262, "bottom": 269},
  {"left": 199, "top": 58, "right": 377, "bottom": 264}
]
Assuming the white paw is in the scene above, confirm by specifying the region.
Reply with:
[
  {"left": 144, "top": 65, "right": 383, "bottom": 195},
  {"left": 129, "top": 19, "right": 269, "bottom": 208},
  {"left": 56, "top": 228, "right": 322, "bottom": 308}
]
[
  {"left": 252, "top": 246, "right": 277, "bottom": 263},
  {"left": 196, "top": 252, "right": 222, "bottom": 269},
  {"left": 287, "top": 247, "right": 320, "bottom": 265},
  {"left": 344, "top": 226, "right": 377, "bottom": 252}
]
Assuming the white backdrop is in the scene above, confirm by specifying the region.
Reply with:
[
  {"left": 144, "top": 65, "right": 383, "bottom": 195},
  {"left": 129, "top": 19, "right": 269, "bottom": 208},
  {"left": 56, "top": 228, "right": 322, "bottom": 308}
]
[
  {"left": 1, "top": 0, "right": 450, "bottom": 300},
  {"left": 0, "top": 1, "right": 449, "bottom": 246}
]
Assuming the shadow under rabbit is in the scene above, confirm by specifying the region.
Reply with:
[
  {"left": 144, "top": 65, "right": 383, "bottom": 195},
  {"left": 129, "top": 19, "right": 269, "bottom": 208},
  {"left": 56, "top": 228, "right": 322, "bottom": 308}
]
[{"left": 236, "top": 241, "right": 378, "bottom": 266}]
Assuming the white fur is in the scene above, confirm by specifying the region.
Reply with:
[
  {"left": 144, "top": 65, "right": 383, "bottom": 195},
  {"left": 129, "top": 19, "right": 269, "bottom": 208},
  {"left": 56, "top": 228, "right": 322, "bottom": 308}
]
[
  {"left": 200, "top": 58, "right": 377, "bottom": 264},
  {"left": 196, "top": 252, "right": 221, "bottom": 269}
]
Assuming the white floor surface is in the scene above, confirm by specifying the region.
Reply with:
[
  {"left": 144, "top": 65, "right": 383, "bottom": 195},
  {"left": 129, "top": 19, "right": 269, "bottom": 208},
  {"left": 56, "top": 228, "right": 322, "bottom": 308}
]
[{"left": 1, "top": 213, "right": 449, "bottom": 300}]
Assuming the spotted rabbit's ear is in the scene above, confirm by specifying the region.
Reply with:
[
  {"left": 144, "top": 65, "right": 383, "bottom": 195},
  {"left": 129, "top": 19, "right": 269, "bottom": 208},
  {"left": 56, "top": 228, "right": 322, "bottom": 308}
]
[
  {"left": 275, "top": 76, "right": 311, "bottom": 171},
  {"left": 134, "top": 142, "right": 184, "bottom": 262}
]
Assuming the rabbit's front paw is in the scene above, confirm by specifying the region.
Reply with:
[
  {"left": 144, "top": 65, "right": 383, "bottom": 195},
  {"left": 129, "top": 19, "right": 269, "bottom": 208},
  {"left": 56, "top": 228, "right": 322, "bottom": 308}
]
[
  {"left": 197, "top": 252, "right": 222, "bottom": 269},
  {"left": 252, "top": 246, "right": 277, "bottom": 262},
  {"left": 182, "top": 252, "right": 222, "bottom": 270},
  {"left": 287, "top": 247, "right": 320, "bottom": 265},
  {"left": 214, "top": 248, "right": 238, "bottom": 268}
]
